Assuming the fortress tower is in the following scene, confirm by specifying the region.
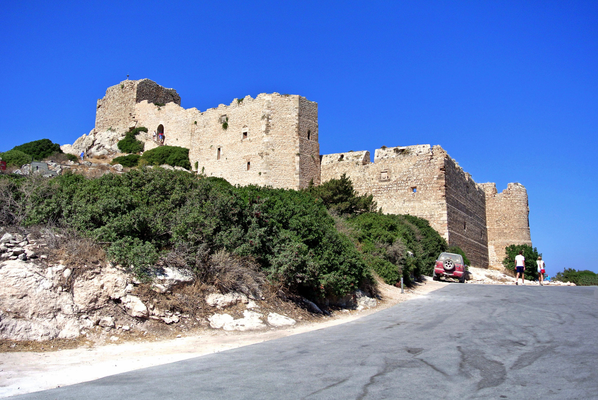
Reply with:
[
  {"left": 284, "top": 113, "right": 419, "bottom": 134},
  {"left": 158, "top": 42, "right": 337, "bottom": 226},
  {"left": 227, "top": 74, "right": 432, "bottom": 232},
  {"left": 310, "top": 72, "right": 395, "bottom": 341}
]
[{"left": 93, "top": 79, "right": 320, "bottom": 189}]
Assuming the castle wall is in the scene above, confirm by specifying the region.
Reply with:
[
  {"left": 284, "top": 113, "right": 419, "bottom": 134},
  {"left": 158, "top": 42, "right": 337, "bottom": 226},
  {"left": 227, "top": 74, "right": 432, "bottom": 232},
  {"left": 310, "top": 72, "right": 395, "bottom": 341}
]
[
  {"left": 481, "top": 183, "right": 532, "bottom": 268},
  {"left": 443, "top": 157, "right": 489, "bottom": 267},
  {"left": 321, "top": 144, "right": 490, "bottom": 267},
  {"left": 107, "top": 81, "right": 319, "bottom": 190},
  {"left": 321, "top": 145, "right": 450, "bottom": 242},
  {"left": 95, "top": 79, "right": 180, "bottom": 134}
]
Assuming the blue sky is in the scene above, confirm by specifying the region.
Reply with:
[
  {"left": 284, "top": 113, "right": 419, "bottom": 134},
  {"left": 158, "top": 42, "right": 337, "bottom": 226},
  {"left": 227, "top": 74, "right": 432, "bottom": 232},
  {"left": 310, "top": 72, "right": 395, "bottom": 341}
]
[{"left": 2, "top": 1, "right": 597, "bottom": 276}]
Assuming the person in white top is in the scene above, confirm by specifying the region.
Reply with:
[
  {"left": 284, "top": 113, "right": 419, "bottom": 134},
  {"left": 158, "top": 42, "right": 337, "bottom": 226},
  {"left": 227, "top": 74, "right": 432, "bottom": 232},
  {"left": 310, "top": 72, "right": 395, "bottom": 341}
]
[
  {"left": 515, "top": 250, "right": 525, "bottom": 285},
  {"left": 537, "top": 256, "right": 546, "bottom": 286}
]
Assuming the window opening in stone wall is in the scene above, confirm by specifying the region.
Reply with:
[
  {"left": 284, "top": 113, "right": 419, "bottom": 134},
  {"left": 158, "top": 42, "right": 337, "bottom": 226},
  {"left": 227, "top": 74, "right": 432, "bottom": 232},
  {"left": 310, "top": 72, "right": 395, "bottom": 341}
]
[
  {"left": 464, "top": 221, "right": 467, "bottom": 231},
  {"left": 247, "top": 162, "right": 251, "bottom": 170},
  {"left": 217, "top": 148, "right": 221, "bottom": 160},
  {"left": 220, "top": 115, "right": 228, "bottom": 130},
  {"left": 411, "top": 187, "right": 417, "bottom": 193},
  {"left": 243, "top": 131, "right": 248, "bottom": 140},
  {"left": 380, "top": 171, "right": 388, "bottom": 181},
  {"left": 338, "top": 154, "right": 344, "bottom": 161},
  {"left": 307, "top": 130, "right": 311, "bottom": 140}
]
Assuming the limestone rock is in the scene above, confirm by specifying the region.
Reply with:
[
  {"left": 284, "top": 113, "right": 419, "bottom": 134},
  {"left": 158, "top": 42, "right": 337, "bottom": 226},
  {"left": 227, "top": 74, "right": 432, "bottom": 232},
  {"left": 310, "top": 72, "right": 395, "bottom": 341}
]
[
  {"left": 206, "top": 292, "right": 249, "bottom": 309},
  {"left": 209, "top": 311, "right": 266, "bottom": 331},
  {"left": 122, "top": 295, "right": 148, "bottom": 318},
  {"left": 154, "top": 267, "right": 194, "bottom": 291},
  {"left": 267, "top": 313, "right": 296, "bottom": 327}
]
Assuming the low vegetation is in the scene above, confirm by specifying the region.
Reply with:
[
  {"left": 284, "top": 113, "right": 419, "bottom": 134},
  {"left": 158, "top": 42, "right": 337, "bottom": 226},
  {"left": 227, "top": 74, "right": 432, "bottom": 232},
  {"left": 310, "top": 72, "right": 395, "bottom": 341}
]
[
  {"left": 111, "top": 154, "right": 140, "bottom": 168},
  {"left": 0, "top": 167, "right": 452, "bottom": 303},
  {"left": 12, "top": 139, "right": 62, "bottom": 161},
  {"left": 554, "top": 268, "right": 598, "bottom": 286},
  {"left": 117, "top": 127, "right": 146, "bottom": 154},
  {"left": 140, "top": 146, "right": 191, "bottom": 170}
]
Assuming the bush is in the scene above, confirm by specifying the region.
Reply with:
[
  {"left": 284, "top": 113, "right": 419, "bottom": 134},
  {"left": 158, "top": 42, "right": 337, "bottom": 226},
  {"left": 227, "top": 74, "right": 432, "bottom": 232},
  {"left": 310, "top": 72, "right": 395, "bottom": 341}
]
[
  {"left": 106, "top": 236, "right": 158, "bottom": 279},
  {"left": 140, "top": 145, "right": 191, "bottom": 170},
  {"left": 112, "top": 154, "right": 140, "bottom": 168},
  {"left": 347, "top": 213, "right": 447, "bottom": 285},
  {"left": 307, "top": 173, "right": 377, "bottom": 216},
  {"left": 554, "top": 268, "right": 598, "bottom": 286},
  {"left": 117, "top": 127, "right": 146, "bottom": 154},
  {"left": 0, "top": 150, "right": 31, "bottom": 167},
  {"left": 12, "top": 139, "right": 62, "bottom": 161},
  {"left": 503, "top": 244, "right": 541, "bottom": 281},
  {"left": 66, "top": 154, "right": 79, "bottom": 162},
  {"left": 17, "top": 168, "right": 371, "bottom": 299}
]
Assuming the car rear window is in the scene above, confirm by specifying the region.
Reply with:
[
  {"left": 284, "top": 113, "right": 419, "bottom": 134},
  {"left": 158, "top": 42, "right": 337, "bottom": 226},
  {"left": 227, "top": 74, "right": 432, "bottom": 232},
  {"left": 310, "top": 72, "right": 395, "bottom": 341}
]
[{"left": 438, "top": 253, "right": 464, "bottom": 264}]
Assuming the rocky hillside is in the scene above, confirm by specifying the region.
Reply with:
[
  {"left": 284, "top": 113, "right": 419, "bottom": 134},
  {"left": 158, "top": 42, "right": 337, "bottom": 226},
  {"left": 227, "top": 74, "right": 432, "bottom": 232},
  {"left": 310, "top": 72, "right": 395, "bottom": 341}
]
[{"left": 0, "top": 228, "right": 378, "bottom": 345}]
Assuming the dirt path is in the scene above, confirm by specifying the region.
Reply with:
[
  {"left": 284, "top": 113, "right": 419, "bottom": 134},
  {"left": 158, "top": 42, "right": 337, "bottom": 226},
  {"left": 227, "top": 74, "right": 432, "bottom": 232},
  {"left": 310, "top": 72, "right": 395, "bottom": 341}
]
[{"left": 0, "top": 279, "right": 446, "bottom": 398}]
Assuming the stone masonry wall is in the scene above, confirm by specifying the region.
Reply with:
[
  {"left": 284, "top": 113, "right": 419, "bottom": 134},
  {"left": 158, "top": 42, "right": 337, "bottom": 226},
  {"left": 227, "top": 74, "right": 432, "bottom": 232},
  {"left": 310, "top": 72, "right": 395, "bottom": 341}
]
[
  {"left": 321, "top": 145, "right": 450, "bottom": 243},
  {"left": 95, "top": 79, "right": 180, "bottom": 134},
  {"left": 321, "top": 144, "right": 491, "bottom": 268},
  {"left": 481, "top": 183, "right": 532, "bottom": 268},
  {"left": 102, "top": 79, "right": 319, "bottom": 190},
  {"left": 443, "top": 156, "right": 489, "bottom": 267}
]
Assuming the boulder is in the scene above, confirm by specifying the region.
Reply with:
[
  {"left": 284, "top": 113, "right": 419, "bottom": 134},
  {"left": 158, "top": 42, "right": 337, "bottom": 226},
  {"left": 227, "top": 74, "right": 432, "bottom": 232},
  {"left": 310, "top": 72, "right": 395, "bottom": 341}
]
[
  {"left": 206, "top": 292, "right": 248, "bottom": 309},
  {"left": 267, "top": 313, "right": 296, "bottom": 327},
  {"left": 122, "top": 295, "right": 149, "bottom": 318},
  {"left": 209, "top": 311, "right": 266, "bottom": 331}
]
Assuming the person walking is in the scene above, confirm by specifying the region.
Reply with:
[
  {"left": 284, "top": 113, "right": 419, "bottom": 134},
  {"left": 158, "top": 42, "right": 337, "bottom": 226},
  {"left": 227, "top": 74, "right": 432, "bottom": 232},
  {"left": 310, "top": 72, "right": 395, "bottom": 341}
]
[
  {"left": 537, "top": 256, "right": 546, "bottom": 286},
  {"left": 515, "top": 250, "right": 525, "bottom": 285}
]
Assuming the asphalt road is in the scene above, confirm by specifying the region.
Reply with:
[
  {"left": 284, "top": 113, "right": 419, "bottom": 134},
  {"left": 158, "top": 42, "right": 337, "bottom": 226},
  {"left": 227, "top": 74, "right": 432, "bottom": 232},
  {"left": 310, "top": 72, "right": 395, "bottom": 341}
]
[{"left": 9, "top": 284, "right": 598, "bottom": 400}]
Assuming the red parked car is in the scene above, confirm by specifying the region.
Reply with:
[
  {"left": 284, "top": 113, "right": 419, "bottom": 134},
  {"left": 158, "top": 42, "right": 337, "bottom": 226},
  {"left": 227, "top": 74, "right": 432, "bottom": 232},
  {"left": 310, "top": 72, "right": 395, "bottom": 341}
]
[{"left": 432, "top": 252, "right": 467, "bottom": 283}]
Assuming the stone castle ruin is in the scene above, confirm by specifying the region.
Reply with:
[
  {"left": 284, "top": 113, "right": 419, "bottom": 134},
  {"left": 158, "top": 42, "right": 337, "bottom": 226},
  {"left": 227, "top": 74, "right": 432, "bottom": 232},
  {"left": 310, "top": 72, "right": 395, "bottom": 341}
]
[{"left": 63, "top": 79, "right": 532, "bottom": 268}]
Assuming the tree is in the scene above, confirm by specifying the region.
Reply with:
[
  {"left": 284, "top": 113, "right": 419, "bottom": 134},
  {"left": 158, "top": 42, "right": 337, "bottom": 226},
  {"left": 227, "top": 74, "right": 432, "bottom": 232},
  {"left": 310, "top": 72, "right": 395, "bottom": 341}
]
[
  {"left": 503, "top": 244, "right": 541, "bottom": 281},
  {"left": 12, "top": 139, "right": 62, "bottom": 160},
  {"left": 307, "top": 173, "right": 376, "bottom": 216}
]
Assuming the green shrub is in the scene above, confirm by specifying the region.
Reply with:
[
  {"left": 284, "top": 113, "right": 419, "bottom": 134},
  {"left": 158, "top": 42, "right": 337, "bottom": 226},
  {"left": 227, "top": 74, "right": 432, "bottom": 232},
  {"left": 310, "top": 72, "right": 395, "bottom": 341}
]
[
  {"left": 0, "top": 149, "right": 31, "bottom": 167},
  {"left": 347, "top": 213, "right": 447, "bottom": 285},
  {"left": 503, "top": 244, "right": 541, "bottom": 281},
  {"left": 66, "top": 154, "right": 78, "bottom": 162},
  {"left": 308, "top": 173, "right": 377, "bottom": 216},
  {"left": 117, "top": 127, "right": 147, "bottom": 154},
  {"left": 106, "top": 236, "right": 158, "bottom": 279},
  {"left": 112, "top": 154, "right": 140, "bottom": 168},
  {"left": 18, "top": 169, "right": 372, "bottom": 300},
  {"left": 554, "top": 268, "right": 598, "bottom": 286},
  {"left": 140, "top": 145, "right": 191, "bottom": 170},
  {"left": 12, "top": 139, "right": 62, "bottom": 161},
  {"left": 447, "top": 246, "right": 470, "bottom": 266}
]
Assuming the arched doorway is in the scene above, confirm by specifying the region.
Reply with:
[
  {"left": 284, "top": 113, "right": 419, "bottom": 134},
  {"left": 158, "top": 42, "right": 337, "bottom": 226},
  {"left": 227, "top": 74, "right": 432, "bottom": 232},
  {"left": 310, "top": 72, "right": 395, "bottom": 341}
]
[{"left": 157, "top": 124, "right": 165, "bottom": 144}]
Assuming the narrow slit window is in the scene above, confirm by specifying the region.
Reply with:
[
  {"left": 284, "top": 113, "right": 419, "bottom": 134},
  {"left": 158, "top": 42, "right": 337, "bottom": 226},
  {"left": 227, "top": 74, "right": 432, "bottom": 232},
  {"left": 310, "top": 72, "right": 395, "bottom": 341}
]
[
  {"left": 411, "top": 187, "right": 417, "bottom": 193},
  {"left": 243, "top": 131, "right": 248, "bottom": 140},
  {"left": 307, "top": 130, "right": 311, "bottom": 140},
  {"left": 217, "top": 148, "right": 221, "bottom": 160},
  {"left": 247, "top": 162, "right": 251, "bottom": 170}
]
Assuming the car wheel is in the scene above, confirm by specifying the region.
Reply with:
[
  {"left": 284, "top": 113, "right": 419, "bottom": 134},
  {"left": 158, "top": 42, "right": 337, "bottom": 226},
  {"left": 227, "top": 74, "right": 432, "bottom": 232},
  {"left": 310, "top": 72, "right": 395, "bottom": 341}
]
[
  {"left": 443, "top": 259, "right": 455, "bottom": 271},
  {"left": 459, "top": 275, "right": 465, "bottom": 283},
  {"left": 433, "top": 272, "right": 439, "bottom": 281}
]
